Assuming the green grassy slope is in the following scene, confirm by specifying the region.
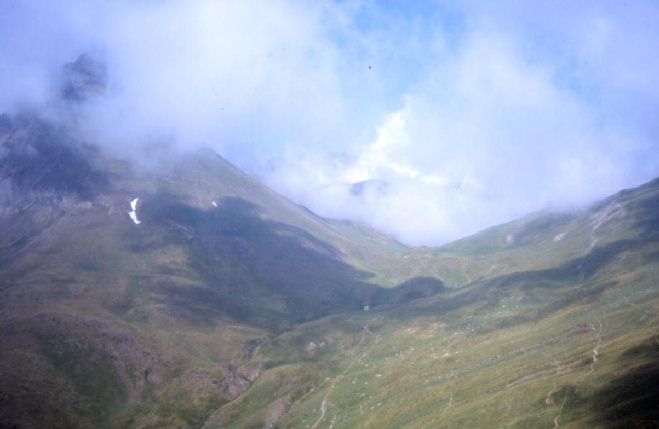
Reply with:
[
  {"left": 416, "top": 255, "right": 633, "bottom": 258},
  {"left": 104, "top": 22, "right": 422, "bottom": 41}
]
[
  {"left": 389, "top": 179, "right": 659, "bottom": 289},
  {"left": 0, "top": 114, "right": 438, "bottom": 428},
  {"left": 201, "top": 178, "right": 659, "bottom": 429},
  {"left": 1, "top": 113, "right": 658, "bottom": 428}
]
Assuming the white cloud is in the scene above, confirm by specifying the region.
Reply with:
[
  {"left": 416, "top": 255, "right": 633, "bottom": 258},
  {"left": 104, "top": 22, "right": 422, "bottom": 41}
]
[
  {"left": 265, "top": 21, "right": 659, "bottom": 245},
  {"left": 2, "top": 0, "right": 659, "bottom": 245},
  {"left": 1, "top": 0, "right": 364, "bottom": 157}
]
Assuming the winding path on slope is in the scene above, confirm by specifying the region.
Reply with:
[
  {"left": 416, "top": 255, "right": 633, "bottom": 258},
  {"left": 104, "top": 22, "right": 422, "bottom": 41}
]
[
  {"left": 550, "top": 313, "right": 608, "bottom": 429},
  {"left": 310, "top": 326, "right": 374, "bottom": 429},
  {"left": 552, "top": 391, "right": 569, "bottom": 429},
  {"left": 583, "top": 316, "right": 606, "bottom": 380}
]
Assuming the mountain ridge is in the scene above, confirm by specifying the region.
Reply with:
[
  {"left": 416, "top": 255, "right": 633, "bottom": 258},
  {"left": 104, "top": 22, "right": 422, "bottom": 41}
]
[{"left": 1, "top": 105, "right": 658, "bottom": 428}]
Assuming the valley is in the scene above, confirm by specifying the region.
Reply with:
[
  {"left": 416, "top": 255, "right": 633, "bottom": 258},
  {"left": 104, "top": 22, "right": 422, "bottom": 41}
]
[
  {"left": 2, "top": 1, "right": 659, "bottom": 426},
  {"left": 0, "top": 112, "right": 658, "bottom": 428}
]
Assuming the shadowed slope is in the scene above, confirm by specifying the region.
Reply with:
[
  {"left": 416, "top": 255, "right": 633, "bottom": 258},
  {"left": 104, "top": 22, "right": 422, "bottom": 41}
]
[{"left": 0, "top": 113, "right": 444, "bottom": 428}]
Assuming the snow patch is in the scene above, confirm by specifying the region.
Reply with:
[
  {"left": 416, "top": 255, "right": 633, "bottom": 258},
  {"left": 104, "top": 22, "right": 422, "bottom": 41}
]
[
  {"left": 129, "top": 198, "right": 141, "bottom": 224},
  {"left": 212, "top": 201, "right": 218, "bottom": 207},
  {"left": 553, "top": 232, "right": 567, "bottom": 242}
]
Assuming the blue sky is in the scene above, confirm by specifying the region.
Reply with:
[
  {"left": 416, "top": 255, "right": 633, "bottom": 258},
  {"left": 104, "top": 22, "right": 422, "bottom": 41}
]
[{"left": 1, "top": 0, "right": 659, "bottom": 244}]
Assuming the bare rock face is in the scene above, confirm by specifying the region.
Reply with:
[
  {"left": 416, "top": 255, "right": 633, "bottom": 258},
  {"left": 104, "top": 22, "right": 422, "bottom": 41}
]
[
  {"left": 223, "top": 375, "right": 251, "bottom": 399},
  {"left": 0, "top": 116, "right": 108, "bottom": 200},
  {"left": 305, "top": 341, "right": 318, "bottom": 354},
  {"left": 61, "top": 54, "right": 107, "bottom": 102},
  {"left": 237, "top": 363, "right": 262, "bottom": 383}
]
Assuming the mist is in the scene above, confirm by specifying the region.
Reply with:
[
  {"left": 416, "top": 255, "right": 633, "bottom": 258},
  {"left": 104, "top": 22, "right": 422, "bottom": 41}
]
[{"left": 2, "top": 0, "right": 659, "bottom": 245}]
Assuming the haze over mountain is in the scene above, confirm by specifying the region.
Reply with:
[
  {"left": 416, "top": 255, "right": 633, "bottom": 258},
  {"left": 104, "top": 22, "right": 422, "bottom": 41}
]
[
  {"left": 0, "top": 52, "right": 658, "bottom": 428},
  {"left": 2, "top": 0, "right": 659, "bottom": 244},
  {"left": 1, "top": 1, "right": 659, "bottom": 429}
]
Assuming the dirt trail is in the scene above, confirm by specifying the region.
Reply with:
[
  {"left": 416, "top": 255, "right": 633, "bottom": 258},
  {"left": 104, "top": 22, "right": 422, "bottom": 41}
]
[
  {"left": 442, "top": 394, "right": 453, "bottom": 413},
  {"left": 310, "top": 326, "right": 374, "bottom": 429},
  {"left": 553, "top": 392, "right": 568, "bottom": 429},
  {"left": 584, "top": 317, "right": 605, "bottom": 379},
  {"left": 545, "top": 381, "right": 559, "bottom": 406},
  {"left": 544, "top": 314, "right": 607, "bottom": 429}
]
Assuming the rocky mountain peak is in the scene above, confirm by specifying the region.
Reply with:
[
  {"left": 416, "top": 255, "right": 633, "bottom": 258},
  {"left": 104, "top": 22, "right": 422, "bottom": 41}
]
[{"left": 61, "top": 53, "right": 107, "bottom": 102}]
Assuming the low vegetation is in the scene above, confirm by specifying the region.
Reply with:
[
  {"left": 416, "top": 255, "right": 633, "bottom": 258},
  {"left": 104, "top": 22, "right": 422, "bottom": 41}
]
[{"left": 0, "top": 115, "right": 657, "bottom": 428}]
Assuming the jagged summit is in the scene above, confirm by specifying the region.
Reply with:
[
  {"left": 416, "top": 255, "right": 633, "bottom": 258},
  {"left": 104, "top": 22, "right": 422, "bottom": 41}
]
[{"left": 60, "top": 53, "right": 107, "bottom": 102}]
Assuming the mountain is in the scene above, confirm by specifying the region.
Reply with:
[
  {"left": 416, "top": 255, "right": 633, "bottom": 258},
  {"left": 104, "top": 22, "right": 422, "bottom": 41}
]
[
  {"left": 207, "top": 178, "right": 659, "bottom": 429},
  {"left": 0, "top": 57, "right": 658, "bottom": 429},
  {"left": 0, "top": 109, "right": 446, "bottom": 428}
]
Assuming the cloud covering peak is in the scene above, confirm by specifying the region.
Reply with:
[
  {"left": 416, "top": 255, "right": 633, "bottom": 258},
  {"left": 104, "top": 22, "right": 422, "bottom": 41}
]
[{"left": 2, "top": 0, "right": 659, "bottom": 245}]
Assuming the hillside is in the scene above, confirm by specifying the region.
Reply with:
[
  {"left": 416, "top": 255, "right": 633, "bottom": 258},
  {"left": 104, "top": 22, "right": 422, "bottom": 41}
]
[
  {"left": 0, "top": 84, "right": 658, "bottom": 428},
  {"left": 0, "top": 111, "right": 443, "bottom": 428},
  {"left": 387, "top": 180, "right": 658, "bottom": 289},
  {"left": 206, "top": 177, "right": 659, "bottom": 429}
]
